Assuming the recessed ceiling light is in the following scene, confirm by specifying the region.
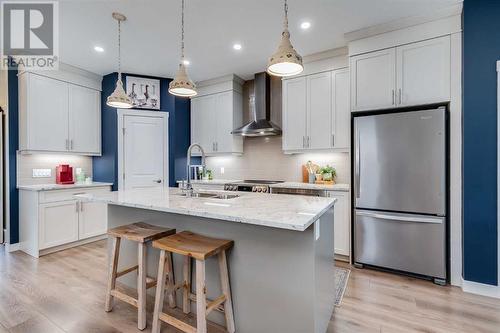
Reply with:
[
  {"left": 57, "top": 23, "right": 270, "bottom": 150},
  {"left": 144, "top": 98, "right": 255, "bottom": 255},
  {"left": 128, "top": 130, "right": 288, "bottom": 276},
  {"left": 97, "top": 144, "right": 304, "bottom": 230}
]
[
  {"left": 183, "top": 59, "right": 190, "bottom": 65},
  {"left": 233, "top": 43, "right": 242, "bottom": 50},
  {"left": 300, "top": 21, "right": 311, "bottom": 30},
  {"left": 94, "top": 46, "right": 104, "bottom": 53}
]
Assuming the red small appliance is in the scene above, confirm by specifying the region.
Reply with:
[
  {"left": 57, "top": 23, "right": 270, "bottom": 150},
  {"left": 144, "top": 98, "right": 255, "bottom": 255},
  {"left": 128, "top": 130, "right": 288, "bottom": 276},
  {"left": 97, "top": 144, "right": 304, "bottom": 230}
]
[{"left": 56, "top": 164, "right": 74, "bottom": 184}]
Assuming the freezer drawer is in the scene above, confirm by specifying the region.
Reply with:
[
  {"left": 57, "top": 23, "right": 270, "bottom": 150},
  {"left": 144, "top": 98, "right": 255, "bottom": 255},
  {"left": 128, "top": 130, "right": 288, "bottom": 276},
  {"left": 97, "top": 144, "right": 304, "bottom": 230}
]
[
  {"left": 354, "top": 210, "right": 446, "bottom": 279},
  {"left": 354, "top": 107, "right": 446, "bottom": 215}
]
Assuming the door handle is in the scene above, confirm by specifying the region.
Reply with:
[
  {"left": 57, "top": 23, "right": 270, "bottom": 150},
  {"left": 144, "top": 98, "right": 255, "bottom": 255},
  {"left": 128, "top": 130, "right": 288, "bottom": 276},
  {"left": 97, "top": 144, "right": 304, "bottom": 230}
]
[
  {"left": 355, "top": 126, "right": 361, "bottom": 199},
  {"left": 154, "top": 179, "right": 162, "bottom": 184},
  {"left": 331, "top": 134, "right": 335, "bottom": 147},
  {"left": 70, "top": 139, "right": 74, "bottom": 150},
  {"left": 398, "top": 88, "right": 402, "bottom": 105},
  {"left": 356, "top": 210, "right": 443, "bottom": 224},
  {"left": 65, "top": 139, "right": 69, "bottom": 150},
  {"left": 392, "top": 89, "right": 395, "bottom": 105}
]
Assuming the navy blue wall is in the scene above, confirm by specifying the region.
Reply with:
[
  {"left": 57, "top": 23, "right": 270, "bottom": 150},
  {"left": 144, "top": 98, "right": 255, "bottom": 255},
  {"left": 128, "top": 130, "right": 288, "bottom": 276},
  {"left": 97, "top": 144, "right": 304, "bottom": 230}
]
[
  {"left": 93, "top": 73, "right": 191, "bottom": 189},
  {"left": 7, "top": 62, "right": 19, "bottom": 244},
  {"left": 463, "top": 0, "right": 500, "bottom": 285}
]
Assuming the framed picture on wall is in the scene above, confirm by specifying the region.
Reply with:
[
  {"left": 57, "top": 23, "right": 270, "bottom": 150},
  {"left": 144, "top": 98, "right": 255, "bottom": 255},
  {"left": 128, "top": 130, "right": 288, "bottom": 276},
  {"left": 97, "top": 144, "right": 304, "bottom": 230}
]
[{"left": 125, "top": 76, "right": 160, "bottom": 110}]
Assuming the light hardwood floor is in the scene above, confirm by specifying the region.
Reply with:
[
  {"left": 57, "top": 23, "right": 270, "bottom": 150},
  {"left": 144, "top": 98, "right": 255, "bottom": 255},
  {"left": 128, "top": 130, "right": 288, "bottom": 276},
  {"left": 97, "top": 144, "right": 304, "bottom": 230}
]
[{"left": 1, "top": 240, "right": 500, "bottom": 333}]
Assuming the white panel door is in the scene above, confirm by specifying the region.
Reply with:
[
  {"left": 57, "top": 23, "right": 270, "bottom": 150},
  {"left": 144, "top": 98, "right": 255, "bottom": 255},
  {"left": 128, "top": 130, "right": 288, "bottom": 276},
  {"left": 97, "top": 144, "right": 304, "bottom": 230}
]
[
  {"left": 191, "top": 95, "right": 217, "bottom": 154},
  {"left": 327, "top": 192, "right": 350, "bottom": 257},
  {"left": 350, "top": 48, "right": 396, "bottom": 111},
  {"left": 39, "top": 201, "right": 79, "bottom": 249},
  {"left": 68, "top": 85, "right": 101, "bottom": 154},
  {"left": 332, "top": 69, "right": 350, "bottom": 149},
  {"left": 396, "top": 36, "right": 451, "bottom": 106},
  {"left": 283, "top": 77, "right": 307, "bottom": 150},
  {"left": 215, "top": 91, "right": 234, "bottom": 153},
  {"left": 307, "top": 72, "right": 332, "bottom": 150},
  {"left": 79, "top": 201, "right": 107, "bottom": 239},
  {"left": 28, "top": 74, "right": 69, "bottom": 151},
  {"left": 123, "top": 115, "right": 166, "bottom": 189}
]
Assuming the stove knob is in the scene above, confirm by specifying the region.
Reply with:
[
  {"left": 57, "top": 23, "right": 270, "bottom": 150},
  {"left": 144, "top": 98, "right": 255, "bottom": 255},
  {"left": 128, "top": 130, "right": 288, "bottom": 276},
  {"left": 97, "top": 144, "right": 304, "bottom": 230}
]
[
  {"left": 257, "top": 187, "right": 262, "bottom": 192},
  {"left": 263, "top": 187, "right": 268, "bottom": 193},
  {"left": 230, "top": 186, "right": 236, "bottom": 191},
  {"left": 252, "top": 187, "right": 257, "bottom": 192}
]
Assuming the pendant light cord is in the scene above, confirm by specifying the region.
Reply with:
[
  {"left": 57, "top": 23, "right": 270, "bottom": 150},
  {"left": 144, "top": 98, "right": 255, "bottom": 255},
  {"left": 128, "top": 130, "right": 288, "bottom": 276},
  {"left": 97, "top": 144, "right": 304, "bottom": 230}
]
[
  {"left": 181, "top": 0, "right": 185, "bottom": 61},
  {"left": 283, "top": 0, "right": 288, "bottom": 31},
  {"left": 118, "top": 18, "right": 122, "bottom": 80}
]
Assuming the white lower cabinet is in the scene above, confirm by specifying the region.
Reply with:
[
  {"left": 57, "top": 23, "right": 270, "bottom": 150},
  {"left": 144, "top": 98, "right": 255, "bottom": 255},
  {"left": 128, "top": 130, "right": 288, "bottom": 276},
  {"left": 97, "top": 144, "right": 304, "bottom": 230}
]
[
  {"left": 20, "top": 185, "right": 110, "bottom": 258},
  {"left": 326, "top": 191, "right": 350, "bottom": 258}
]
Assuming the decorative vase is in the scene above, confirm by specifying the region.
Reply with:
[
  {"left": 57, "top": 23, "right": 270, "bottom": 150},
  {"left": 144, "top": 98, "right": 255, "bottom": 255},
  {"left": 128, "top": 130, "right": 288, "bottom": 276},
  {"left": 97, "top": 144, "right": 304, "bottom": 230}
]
[{"left": 322, "top": 172, "right": 333, "bottom": 181}]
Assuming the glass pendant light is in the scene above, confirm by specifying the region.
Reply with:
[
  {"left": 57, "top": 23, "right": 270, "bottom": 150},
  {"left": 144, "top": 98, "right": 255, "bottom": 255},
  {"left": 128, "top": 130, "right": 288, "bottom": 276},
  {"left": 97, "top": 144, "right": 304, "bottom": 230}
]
[
  {"left": 267, "top": 0, "right": 304, "bottom": 77},
  {"left": 106, "top": 12, "right": 133, "bottom": 108},
  {"left": 169, "top": 0, "right": 197, "bottom": 97}
]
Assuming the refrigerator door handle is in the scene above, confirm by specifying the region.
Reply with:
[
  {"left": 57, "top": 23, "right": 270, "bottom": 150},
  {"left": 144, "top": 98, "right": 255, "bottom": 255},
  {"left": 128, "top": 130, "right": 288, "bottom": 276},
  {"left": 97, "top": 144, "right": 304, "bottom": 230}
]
[
  {"left": 356, "top": 210, "right": 443, "bottom": 224},
  {"left": 355, "top": 126, "right": 361, "bottom": 198}
]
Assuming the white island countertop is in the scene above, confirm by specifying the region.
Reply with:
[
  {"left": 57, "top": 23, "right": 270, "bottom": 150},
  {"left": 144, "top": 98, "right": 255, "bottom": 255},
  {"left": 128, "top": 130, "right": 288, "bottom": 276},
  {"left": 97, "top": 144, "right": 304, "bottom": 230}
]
[{"left": 78, "top": 187, "right": 336, "bottom": 231}]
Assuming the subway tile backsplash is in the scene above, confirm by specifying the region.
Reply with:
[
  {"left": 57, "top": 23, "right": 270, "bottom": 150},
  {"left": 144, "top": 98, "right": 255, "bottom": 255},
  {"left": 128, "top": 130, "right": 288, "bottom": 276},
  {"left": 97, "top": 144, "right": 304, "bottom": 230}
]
[
  {"left": 205, "top": 136, "right": 350, "bottom": 184},
  {"left": 17, "top": 153, "right": 93, "bottom": 186}
]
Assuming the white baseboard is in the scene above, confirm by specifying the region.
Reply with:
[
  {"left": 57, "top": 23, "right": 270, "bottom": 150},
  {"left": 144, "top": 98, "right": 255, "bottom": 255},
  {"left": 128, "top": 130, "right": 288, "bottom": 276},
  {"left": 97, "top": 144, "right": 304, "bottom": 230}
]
[
  {"left": 5, "top": 243, "right": 21, "bottom": 252},
  {"left": 462, "top": 279, "right": 500, "bottom": 299}
]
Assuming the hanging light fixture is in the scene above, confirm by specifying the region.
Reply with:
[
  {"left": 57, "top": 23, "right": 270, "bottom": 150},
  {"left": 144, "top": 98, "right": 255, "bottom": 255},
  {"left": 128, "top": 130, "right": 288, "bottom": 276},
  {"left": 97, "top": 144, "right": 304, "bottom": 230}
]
[
  {"left": 267, "top": 0, "right": 303, "bottom": 77},
  {"left": 106, "top": 12, "right": 133, "bottom": 108},
  {"left": 169, "top": 0, "right": 197, "bottom": 97}
]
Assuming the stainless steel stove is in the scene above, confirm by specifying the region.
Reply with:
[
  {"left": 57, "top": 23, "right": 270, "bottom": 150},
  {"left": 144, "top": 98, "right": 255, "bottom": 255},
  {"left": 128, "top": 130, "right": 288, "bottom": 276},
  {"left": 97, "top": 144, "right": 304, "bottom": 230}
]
[{"left": 224, "top": 180, "right": 284, "bottom": 193}]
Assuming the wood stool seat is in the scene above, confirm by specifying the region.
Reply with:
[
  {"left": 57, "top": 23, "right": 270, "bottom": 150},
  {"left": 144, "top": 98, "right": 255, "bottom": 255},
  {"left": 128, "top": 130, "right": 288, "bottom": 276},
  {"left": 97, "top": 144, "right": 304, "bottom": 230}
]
[
  {"left": 152, "top": 231, "right": 234, "bottom": 260},
  {"left": 108, "top": 222, "right": 175, "bottom": 243},
  {"left": 105, "top": 222, "right": 176, "bottom": 331},
  {"left": 152, "top": 231, "right": 235, "bottom": 333}
]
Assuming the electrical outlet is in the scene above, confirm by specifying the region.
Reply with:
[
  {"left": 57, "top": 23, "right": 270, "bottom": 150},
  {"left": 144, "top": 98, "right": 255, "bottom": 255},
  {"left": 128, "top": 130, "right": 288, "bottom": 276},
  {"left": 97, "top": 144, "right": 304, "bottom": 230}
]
[
  {"left": 220, "top": 167, "right": 225, "bottom": 175},
  {"left": 32, "top": 168, "right": 52, "bottom": 178}
]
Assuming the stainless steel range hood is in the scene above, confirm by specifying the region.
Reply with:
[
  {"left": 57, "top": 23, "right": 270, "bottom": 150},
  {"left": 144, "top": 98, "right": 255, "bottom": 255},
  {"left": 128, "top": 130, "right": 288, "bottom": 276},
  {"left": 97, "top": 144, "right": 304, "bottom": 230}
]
[{"left": 232, "top": 72, "right": 282, "bottom": 136}]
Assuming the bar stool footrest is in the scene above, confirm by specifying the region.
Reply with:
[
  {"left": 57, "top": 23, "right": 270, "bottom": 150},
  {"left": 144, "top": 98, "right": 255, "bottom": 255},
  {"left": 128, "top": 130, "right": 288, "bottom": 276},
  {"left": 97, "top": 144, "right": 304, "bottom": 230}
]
[
  {"left": 188, "top": 293, "right": 225, "bottom": 313},
  {"left": 116, "top": 265, "right": 139, "bottom": 278},
  {"left": 110, "top": 290, "right": 138, "bottom": 308},
  {"left": 159, "top": 312, "right": 196, "bottom": 333}
]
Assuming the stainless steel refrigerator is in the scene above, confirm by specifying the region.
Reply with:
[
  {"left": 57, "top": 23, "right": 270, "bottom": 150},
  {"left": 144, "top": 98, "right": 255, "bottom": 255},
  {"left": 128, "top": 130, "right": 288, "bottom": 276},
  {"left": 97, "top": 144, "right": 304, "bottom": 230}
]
[{"left": 353, "top": 106, "right": 447, "bottom": 285}]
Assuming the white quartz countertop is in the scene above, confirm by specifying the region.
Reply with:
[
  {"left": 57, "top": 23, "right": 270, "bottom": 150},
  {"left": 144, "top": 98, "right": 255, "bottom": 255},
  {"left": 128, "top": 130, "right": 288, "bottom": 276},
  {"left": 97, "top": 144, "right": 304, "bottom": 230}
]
[
  {"left": 270, "top": 182, "right": 350, "bottom": 192},
  {"left": 77, "top": 187, "right": 336, "bottom": 231},
  {"left": 18, "top": 182, "right": 114, "bottom": 191}
]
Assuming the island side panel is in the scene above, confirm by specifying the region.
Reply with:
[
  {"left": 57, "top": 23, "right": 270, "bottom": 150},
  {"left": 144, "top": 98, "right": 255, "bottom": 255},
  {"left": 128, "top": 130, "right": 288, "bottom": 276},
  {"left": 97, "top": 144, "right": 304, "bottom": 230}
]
[
  {"left": 314, "top": 206, "right": 336, "bottom": 333},
  {"left": 106, "top": 204, "right": 325, "bottom": 333}
]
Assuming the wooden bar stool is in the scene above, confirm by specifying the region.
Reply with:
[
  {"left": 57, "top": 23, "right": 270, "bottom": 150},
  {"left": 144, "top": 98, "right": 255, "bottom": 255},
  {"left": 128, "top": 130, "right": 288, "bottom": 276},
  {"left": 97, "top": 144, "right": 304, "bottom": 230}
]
[
  {"left": 105, "top": 222, "right": 176, "bottom": 330},
  {"left": 152, "top": 231, "right": 235, "bottom": 333}
]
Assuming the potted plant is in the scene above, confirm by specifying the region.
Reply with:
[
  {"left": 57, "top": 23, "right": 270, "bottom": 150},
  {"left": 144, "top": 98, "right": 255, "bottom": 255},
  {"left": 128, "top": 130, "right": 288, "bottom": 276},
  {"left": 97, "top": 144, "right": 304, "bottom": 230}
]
[{"left": 320, "top": 165, "right": 336, "bottom": 182}]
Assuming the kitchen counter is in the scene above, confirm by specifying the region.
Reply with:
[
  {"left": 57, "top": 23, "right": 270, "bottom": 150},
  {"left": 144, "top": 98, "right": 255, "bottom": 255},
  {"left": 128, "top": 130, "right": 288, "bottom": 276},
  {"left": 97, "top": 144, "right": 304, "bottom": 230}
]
[
  {"left": 176, "top": 179, "right": 241, "bottom": 185},
  {"left": 78, "top": 187, "right": 335, "bottom": 231},
  {"left": 17, "top": 182, "right": 113, "bottom": 191},
  {"left": 81, "top": 187, "right": 336, "bottom": 333},
  {"left": 270, "top": 181, "right": 350, "bottom": 192}
]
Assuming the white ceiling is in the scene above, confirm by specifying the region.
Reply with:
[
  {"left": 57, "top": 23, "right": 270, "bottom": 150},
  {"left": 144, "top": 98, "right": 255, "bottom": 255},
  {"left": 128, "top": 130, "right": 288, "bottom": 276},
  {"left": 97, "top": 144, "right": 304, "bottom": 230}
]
[{"left": 60, "top": 0, "right": 461, "bottom": 81}]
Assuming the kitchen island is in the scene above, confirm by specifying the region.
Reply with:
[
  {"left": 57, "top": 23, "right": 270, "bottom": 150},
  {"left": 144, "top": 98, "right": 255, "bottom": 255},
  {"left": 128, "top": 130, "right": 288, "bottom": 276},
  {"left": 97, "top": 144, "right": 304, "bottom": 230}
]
[{"left": 80, "top": 187, "right": 336, "bottom": 333}]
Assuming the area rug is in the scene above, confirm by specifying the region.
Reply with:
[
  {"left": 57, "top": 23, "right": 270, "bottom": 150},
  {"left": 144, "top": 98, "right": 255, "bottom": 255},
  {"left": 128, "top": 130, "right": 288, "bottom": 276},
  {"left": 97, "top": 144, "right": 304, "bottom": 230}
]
[{"left": 334, "top": 267, "right": 350, "bottom": 306}]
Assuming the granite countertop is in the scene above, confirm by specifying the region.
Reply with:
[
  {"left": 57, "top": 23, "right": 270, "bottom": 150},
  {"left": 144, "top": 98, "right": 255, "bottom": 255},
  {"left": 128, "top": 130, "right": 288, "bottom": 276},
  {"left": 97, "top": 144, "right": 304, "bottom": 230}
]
[
  {"left": 77, "top": 187, "right": 336, "bottom": 231},
  {"left": 269, "top": 182, "right": 350, "bottom": 192},
  {"left": 18, "top": 182, "right": 114, "bottom": 191}
]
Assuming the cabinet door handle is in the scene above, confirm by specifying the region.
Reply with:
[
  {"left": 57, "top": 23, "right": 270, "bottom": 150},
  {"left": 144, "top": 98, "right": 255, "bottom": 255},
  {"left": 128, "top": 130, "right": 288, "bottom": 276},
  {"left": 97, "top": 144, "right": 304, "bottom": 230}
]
[
  {"left": 398, "top": 88, "right": 402, "bottom": 105},
  {"left": 392, "top": 90, "right": 395, "bottom": 105},
  {"left": 302, "top": 136, "right": 305, "bottom": 148},
  {"left": 307, "top": 136, "right": 310, "bottom": 148},
  {"left": 332, "top": 134, "right": 335, "bottom": 147},
  {"left": 80, "top": 202, "right": 83, "bottom": 212},
  {"left": 216, "top": 142, "right": 218, "bottom": 151},
  {"left": 65, "top": 139, "right": 69, "bottom": 150},
  {"left": 75, "top": 202, "right": 79, "bottom": 212},
  {"left": 70, "top": 139, "right": 73, "bottom": 150}
]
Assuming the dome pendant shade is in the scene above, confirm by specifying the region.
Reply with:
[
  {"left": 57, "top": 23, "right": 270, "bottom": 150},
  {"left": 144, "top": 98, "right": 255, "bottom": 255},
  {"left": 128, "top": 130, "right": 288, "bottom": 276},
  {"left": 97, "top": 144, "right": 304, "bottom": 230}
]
[
  {"left": 107, "top": 76, "right": 133, "bottom": 108},
  {"left": 168, "top": 63, "right": 197, "bottom": 97},
  {"left": 267, "top": 29, "right": 303, "bottom": 77}
]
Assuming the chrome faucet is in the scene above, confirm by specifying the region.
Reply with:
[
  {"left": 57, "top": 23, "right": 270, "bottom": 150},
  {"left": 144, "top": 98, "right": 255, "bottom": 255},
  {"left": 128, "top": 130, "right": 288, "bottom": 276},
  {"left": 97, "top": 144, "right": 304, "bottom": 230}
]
[{"left": 182, "top": 143, "right": 206, "bottom": 196}]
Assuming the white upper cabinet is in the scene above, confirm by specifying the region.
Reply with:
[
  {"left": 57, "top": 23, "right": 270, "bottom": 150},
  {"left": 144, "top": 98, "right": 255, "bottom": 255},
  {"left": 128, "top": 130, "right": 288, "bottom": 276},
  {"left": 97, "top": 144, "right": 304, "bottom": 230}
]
[
  {"left": 396, "top": 36, "right": 451, "bottom": 107},
  {"left": 19, "top": 69, "right": 102, "bottom": 155},
  {"left": 282, "top": 68, "right": 350, "bottom": 152},
  {"left": 307, "top": 72, "right": 332, "bottom": 150},
  {"left": 350, "top": 36, "right": 451, "bottom": 112},
  {"left": 69, "top": 85, "right": 101, "bottom": 154},
  {"left": 283, "top": 76, "right": 307, "bottom": 151},
  {"left": 23, "top": 73, "right": 69, "bottom": 152},
  {"left": 332, "top": 69, "right": 350, "bottom": 149},
  {"left": 350, "top": 48, "right": 396, "bottom": 112},
  {"left": 190, "top": 75, "right": 243, "bottom": 156}
]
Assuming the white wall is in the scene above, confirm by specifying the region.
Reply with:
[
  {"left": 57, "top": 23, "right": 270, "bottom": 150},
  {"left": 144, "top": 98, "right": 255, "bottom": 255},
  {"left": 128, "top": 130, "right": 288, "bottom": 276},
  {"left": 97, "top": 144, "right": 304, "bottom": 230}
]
[
  {"left": 17, "top": 153, "right": 92, "bottom": 186},
  {"left": 205, "top": 136, "right": 350, "bottom": 184}
]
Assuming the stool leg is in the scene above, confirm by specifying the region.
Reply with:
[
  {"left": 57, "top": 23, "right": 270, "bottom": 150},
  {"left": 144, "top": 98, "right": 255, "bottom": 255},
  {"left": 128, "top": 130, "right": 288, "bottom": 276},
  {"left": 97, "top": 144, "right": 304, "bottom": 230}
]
[
  {"left": 105, "top": 236, "right": 121, "bottom": 312},
  {"left": 137, "top": 243, "right": 147, "bottom": 330},
  {"left": 218, "top": 250, "right": 235, "bottom": 333},
  {"left": 195, "top": 259, "right": 207, "bottom": 333},
  {"left": 183, "top": 256, "right": 192, "bottom": 314},
  {"left": 152, "top": 250, "right": 167, "bottom": 333},
  {"left": 165, "top": 251, "right": 176, "bottom": 308}
]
